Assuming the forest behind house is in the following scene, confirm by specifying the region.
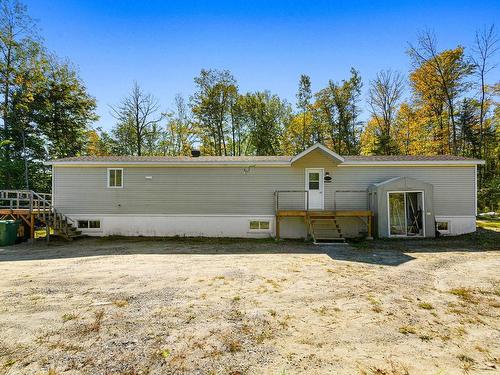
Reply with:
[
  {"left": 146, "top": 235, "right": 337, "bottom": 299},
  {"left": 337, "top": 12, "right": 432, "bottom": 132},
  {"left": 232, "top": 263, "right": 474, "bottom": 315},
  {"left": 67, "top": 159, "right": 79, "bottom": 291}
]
[{"left": 0, "top": 0, "right": 498, "bottom": 210}]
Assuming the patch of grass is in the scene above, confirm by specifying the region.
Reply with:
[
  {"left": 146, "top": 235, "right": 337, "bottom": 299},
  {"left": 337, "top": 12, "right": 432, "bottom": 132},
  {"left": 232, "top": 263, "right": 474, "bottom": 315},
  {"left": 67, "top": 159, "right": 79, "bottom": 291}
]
[
  {"left": 4, "top": 359, "right": 16, "bottom": 368},
  {"left": 367, "top": 295, "right": 382, "bottom": 313},
  {"left": 112, "top": 299, "right": 128, "bottom": 308},
  {"left": 398, "top": 326, "right": 416, "bottom": 335},
  {"left": 449, "top": 288, "right": 477, "bottom": 304},
  {"left": 418, "top": 302, "right": 434, "bottom": 310},
  {"left": 62, "top": 313, "right": 78, "bottom": 322},
  {"left": 419, "top": 334, "right": 432, "bottom": 342},
  {"left": 232, "top": 295, "right": 241, "bottom": 302},
  {"left": 313, "top": 305, "right": 328, "bottom": 316},
  {"left": 265, "top": 279, "right": 280, "bottom": 289},
  {"left": 476, "top": 219, "right": 500, "bottom": 231}
]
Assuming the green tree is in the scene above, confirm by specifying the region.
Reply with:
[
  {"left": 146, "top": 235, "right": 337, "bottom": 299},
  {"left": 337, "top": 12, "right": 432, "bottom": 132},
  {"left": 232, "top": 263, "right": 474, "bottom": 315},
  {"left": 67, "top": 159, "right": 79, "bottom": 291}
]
[
  {"left": 314, "top": 68, "right": 363, "bottom": 155},
  {"left": 238, "top": 91, "right": 291, "bottom": 155},
  {"left": 191, "top": 69, "right": 238, "bottom": 156},
  {"left": 35, "top": 57, "right": 98, "bottom": 158}
]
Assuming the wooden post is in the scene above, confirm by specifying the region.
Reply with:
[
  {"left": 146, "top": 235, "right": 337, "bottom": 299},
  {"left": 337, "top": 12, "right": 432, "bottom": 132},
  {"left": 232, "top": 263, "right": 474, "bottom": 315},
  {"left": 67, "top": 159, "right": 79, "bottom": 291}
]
[
  {"left": 30, "top": 213, "right": 35, "bottom": 240},
  {"left": 367, "top": 214, "right": 373, "bottom": 239},
  {"left": 275, "top": 215, "right": 280, "bottom": 241}
]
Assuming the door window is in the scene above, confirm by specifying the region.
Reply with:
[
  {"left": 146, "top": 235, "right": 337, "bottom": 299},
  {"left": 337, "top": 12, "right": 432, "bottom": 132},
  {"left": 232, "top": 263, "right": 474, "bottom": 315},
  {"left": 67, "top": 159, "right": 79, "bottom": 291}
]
[{"left": 308, "top": 172, "right": 320, "bottom": 190}]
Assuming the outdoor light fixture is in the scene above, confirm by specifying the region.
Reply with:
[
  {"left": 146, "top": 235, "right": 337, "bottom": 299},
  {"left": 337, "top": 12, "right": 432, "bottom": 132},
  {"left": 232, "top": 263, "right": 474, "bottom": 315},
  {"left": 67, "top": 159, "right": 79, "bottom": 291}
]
[{"left": 324, "top": 172, "right": 332, "bottom": 182}]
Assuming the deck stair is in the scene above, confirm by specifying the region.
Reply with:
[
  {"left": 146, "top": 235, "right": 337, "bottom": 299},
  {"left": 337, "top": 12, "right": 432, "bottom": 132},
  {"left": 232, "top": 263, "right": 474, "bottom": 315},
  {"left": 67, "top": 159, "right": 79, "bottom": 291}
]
[
  {"left": 0, "top": 190, "right": 82, "bottom": 241},
  {"left": 308, "top": 213, "right": 345, "bottom": 244}
]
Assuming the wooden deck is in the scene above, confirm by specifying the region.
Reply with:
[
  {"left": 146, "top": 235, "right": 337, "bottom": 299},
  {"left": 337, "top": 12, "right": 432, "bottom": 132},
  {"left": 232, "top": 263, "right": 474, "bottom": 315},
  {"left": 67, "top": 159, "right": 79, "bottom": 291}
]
[{"left": 275, "top": 209, "right": 373, "bottom": 240}]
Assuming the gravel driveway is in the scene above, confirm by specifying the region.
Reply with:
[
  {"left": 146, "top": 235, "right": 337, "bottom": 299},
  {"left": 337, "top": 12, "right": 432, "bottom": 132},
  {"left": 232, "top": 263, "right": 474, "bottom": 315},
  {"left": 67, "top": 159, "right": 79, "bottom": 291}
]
[{"left": 0, "top": 234, "right": 499, "bottom": 374}]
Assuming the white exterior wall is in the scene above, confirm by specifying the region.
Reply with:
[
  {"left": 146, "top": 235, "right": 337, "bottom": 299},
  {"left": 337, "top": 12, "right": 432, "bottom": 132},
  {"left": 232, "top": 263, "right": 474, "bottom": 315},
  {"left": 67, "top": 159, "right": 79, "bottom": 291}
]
[{"left": 69, "top": 214, "right": 275, "bottom": 238}]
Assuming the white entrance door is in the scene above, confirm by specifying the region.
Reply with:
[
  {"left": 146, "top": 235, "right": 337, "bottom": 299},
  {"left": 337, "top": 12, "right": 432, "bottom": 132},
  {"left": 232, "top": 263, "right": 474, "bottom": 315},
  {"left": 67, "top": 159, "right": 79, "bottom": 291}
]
[{"left": 305, "top": 168, "right": 324, "bottom": 210}]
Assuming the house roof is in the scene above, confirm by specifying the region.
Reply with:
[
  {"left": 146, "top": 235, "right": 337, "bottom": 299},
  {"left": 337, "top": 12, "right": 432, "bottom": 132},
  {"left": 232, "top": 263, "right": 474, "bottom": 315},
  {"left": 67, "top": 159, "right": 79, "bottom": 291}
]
[{"left": 46, "top": 144, "right": 485, "bottom": 166}]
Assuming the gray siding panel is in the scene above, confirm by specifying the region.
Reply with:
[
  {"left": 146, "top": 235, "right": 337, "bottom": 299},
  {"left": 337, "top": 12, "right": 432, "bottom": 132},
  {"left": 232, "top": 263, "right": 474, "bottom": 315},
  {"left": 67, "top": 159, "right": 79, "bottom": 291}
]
[
  {"left": 54, "top": 163, "right": 476, "bottom": 217},
  {"left": 333, "top": 166, "right": 475, "bottom": 216}
]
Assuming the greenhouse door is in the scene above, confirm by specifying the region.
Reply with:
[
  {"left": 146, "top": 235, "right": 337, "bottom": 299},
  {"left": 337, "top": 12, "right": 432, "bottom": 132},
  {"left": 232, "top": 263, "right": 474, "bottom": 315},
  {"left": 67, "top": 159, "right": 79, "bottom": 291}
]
[{"left": 388, "top": 191, "right": 424, "bottom": 237}]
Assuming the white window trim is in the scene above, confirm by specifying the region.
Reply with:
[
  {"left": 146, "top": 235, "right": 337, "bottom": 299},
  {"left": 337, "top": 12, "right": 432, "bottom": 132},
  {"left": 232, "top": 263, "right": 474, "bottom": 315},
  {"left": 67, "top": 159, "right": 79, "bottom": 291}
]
[
  {"left": 107, "top": 168, "right": 123, "bottom": 188},
  {"left": 77, "top": 219, "right": 102, "bottom": 232},
  {"left": 387, "top": 190, "right": 426, "bottom": 238},
  {"left": 436, "top": 220, "right": 451, "bottom": 234},
  {"left": 248, "top": 219, "right": 272, "bottom": 232}
]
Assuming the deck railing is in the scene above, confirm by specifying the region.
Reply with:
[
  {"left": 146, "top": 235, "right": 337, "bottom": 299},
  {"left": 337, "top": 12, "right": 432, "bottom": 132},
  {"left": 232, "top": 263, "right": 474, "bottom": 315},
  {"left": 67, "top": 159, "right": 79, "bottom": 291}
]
[
  {"left": 274, "top": 190, "right": 309, "bottom": 212},
  {"left": 0, "top": 190, "right": 52, "bottom": 213}
]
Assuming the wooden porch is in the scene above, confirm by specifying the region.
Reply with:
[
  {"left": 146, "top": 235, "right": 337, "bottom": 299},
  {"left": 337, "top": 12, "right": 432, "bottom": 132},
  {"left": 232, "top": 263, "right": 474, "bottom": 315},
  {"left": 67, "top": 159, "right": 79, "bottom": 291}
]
[
  {"left": 274, "top": 190, "right": 373, "bottom": 242},
  {"left": 0, "top": 190, "right": 81, "bottom": 241}
]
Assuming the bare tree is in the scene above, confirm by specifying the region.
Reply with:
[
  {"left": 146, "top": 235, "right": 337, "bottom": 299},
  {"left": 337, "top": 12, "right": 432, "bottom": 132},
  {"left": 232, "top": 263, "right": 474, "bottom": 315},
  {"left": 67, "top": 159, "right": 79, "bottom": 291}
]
[
  {"left": 368, "top": 69, "right": 405, "bottom": 154},
  {"left": 111, "top": 82, "right": 163, "bottom": 156},
  {"left": 471, "top": 25, "right": 498, "bottom": 160}
]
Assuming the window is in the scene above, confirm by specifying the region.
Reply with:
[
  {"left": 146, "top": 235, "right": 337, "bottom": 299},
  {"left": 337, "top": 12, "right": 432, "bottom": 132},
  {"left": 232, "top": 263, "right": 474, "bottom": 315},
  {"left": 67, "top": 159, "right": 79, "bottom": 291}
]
[
  {"left": 108, "top": 168, "right": 123, "bottom": 188},
  {"left": 78, "top": 220, "right": 101, "bottom": 229},
  {"left": 437, "top": 221, "right": 449, "bottom": 232},
  {"left": 308, "top": 172, "right": 320, "bottom": 190},
  {"left": 249, "top": 220, "right": 270, "bottom": 231}
]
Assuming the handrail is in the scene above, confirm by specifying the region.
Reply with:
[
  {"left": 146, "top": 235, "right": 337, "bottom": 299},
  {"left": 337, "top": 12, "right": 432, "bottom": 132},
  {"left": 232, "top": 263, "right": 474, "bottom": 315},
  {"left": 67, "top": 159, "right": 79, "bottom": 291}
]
[
  {"left": 274, "top": 190, "right": 309, "bottom": 212},
  {"left": 0, "top": 190, "right": 52, "bottom": 211}
]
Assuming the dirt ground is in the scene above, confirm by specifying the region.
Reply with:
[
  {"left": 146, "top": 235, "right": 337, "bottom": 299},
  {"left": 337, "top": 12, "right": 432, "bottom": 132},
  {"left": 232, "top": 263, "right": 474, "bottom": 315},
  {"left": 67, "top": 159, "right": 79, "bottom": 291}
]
[{"left": 0, "top": 231, "right": 499, "bottom": 375}]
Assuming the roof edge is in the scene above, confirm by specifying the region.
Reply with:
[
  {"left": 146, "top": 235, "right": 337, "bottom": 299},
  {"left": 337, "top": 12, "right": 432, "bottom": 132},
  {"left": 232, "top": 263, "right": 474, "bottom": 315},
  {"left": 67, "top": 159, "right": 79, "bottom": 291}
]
[
  {"left": 341, "top": 160, "right": 485, "bottom": 166},
  {"left": 45, "top": 160, "right": 292, "bottom": 166}
]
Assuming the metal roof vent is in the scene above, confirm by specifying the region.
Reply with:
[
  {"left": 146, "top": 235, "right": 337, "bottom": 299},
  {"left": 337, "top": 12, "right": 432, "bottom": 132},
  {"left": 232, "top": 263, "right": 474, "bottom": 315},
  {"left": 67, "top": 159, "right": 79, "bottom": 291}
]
[{"left": 191, "top": 150, "right": 201, "bottom": 157}]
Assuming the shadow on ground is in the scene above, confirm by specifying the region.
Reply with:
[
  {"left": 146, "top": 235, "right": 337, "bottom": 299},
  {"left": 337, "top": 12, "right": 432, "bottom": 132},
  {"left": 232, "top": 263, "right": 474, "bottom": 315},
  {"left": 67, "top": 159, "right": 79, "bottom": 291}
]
[{"left": 0, "top": 228, "right": 498, "bottom": 266}]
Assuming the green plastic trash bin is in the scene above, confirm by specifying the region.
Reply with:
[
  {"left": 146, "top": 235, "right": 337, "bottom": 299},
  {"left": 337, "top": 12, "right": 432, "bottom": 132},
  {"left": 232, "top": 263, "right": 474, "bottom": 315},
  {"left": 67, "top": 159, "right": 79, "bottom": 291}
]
[{"left": 0, "top": 220, "right": 20, "bottom": 246}]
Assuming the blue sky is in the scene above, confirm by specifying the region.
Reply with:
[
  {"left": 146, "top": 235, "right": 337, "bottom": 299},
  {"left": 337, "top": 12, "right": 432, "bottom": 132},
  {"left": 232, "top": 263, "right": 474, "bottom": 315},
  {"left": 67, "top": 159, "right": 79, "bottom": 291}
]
[{"left": 25, "top": 0, "right": 499, "bottom": 130}]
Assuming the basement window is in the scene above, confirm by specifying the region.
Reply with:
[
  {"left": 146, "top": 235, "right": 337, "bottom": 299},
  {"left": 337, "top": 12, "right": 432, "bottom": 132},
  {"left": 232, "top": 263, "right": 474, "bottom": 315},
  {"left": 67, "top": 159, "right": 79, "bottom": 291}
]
[
  {"left": 78, "top": 220, "right": 101, "bottom": 229},
  {"left": 249, "top": 220, "right": 270, "bottom": 231},
  {"left": 436, "top": 221, "right": 450, "bottom": 233},
  {"left": 107, "top": 168, "right": 123, "bottom": 188}
]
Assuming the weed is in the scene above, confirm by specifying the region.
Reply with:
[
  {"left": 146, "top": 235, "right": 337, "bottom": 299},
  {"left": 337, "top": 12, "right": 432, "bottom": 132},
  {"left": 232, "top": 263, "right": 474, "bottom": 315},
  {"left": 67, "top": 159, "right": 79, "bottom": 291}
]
[
  {"left": 457, "top": 354, "right": 475, "bottom": 373},
  {"left": 232, "top": 295, "right": 241, "bottom": 302},
  {"left": 112, "top": 299, "right": 128, "bottom": 308},
  {"left": 418, "top": 302, "right": 433, "bottom": 310},
  {"left": 268, "top": 309, "right": 277, "bottom": 317},
  {"left": 359, "top": 360, "right": 410, "bottom": 375},
  {"left": 398, "top": 326, "right": 416, "bottom": 335},
  {"left": 220, "top": 332, "right": 242, "bottom": 353},
  {"left": 62, "top": 313, "right": 78, "bottom": 322},
  {"left": 78, "top": 309, "right": 105, "bottom": 335},
  {"left": 160, "top": 349, "right": 170, "bottom": 359},
  {"left": 47, "top": 368, "right": 57, "bottom": 375}
]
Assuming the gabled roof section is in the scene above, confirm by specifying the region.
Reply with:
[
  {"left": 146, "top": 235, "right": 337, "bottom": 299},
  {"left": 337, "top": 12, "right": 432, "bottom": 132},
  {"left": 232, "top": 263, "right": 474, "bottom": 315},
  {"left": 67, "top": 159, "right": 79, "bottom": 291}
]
[{"left": 290, "top": 143, "right": 345, "bottom": 164}]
